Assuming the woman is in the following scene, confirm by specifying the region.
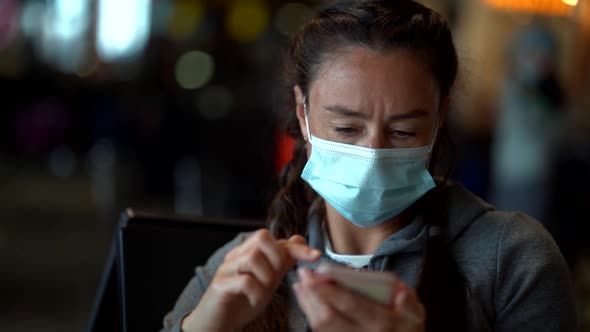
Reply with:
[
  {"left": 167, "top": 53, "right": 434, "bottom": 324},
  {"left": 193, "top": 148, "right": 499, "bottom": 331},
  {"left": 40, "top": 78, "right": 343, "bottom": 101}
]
[{"left": 162, "top": 1, "right": 576, "bottom": 331}]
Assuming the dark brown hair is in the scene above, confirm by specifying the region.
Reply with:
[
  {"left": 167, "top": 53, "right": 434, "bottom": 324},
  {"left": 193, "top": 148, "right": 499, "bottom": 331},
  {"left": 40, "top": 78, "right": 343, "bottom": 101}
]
[{"left": 262, "top": 1, "right": 466, "bottom": 331}]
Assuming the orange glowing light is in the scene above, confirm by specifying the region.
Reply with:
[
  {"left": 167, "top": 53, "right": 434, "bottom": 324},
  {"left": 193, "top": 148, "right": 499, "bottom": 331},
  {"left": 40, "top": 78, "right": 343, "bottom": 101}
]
[
  {"left": 484, "top": 0, "right": 577, "bottom": 16},
  {"left": 561, "top": 0, "right": 579, "bottom": 6}
]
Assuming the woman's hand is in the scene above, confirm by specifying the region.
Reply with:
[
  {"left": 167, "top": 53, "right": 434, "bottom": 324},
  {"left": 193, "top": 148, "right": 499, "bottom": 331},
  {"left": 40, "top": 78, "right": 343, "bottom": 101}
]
[
  {"left": 293, "top": 267, "right": 425, "bottom": 332},
  {"left": 182, "top": 230, "right": 321, "bottom": 332}
]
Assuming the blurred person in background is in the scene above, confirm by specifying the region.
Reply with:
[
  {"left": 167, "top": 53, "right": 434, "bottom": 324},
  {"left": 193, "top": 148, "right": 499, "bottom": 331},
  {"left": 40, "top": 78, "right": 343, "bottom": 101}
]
[
  {"left": 491, "top": 23, "right": 566, "bottom": 224},
  {"left": 161, "top": 1, "right": 576, "bottom": 332}
]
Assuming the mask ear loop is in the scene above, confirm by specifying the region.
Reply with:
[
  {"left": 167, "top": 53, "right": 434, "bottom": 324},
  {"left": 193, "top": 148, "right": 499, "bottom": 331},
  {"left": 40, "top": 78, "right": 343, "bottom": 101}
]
[
  {"left": 303, "top": 96, "right": 313, "bottom": 144},
  {"left": 427, "top": 114, "right": 441, "bottom": 156}
]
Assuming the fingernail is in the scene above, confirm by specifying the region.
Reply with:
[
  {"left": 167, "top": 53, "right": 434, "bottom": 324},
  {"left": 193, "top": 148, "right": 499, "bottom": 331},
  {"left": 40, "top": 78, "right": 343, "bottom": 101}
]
[
  {"left": 297, "top": 267, "right": 311, "bottom": 281},
  {"left": 297, "top": 267, "right": 306, "bottom": 279},
  {"left": 309, "top": 249, "right": 321, "bottom": 258}
]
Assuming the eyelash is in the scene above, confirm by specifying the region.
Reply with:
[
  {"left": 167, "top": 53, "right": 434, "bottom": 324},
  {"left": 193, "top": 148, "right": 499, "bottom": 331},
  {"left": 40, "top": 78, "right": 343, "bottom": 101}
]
[
  {"left": 391, "top": 130, "right": 416, "bottom": 139},
  {"left": 333, "top": 127, "right": 358, "bottom": 135},
  {"left": 333, "top": 127, "right": 416, "bottom": 140}
]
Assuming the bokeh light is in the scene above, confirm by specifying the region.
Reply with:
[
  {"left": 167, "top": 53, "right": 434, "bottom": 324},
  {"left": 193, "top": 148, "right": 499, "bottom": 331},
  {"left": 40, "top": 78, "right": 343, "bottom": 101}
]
[
  {"left": 20, "top": 1, "right": 45, "bottom": 38},
  {"left": 175, "top": 50, "right": 214, "bottom": 90},
  {"left": 150, "top": 0, "right": 173, "bottom": 36},
  {"left": 226, "top": 0, "right": 270, "bottom": 43},
  {"left": 96, "top": 0, "right": 151, "bottom": 61},
  {"left": 196, "top": 85, "right": 234, "bottom": 120},
  {"left": 51, "top": 0, "right": 90, "bottom": 41},
  {"left": 37, "top": 0, "right": 91, "bottom": 73},
  {"left": 88, "top": 139, "right": 116, "bottom": 172},
  {"left": 0, "top": 0, "right": 20, "bottom": 50},
  {"left": 48, "top": 145, "right": 77, "bottom": 178},
  {"left": 168, "top": 0, "right": 205, "bottom": 41},
  {"left": 275, "top": 3, "right": 314, "bottom": 36}
]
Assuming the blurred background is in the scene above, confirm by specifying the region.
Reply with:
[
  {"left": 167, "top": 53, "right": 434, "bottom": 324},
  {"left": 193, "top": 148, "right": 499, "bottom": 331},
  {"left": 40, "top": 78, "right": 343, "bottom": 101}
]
[{"left": 0, "top": 0, "right": 589, "bottom": 331}]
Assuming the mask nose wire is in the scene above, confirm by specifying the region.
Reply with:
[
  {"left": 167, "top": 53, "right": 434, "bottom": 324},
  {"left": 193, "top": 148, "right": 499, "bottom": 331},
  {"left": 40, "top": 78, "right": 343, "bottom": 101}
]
[{"left": 303, "top": 96, "right": 313, "bottom": 144}]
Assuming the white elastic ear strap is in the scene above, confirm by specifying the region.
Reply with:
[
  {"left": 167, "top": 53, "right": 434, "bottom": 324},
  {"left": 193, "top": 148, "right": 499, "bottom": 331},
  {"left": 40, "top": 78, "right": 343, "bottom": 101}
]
[
  {"left": 428, "top": 115, "right": 441, "bottom": 155},
  {"left": 303, "top": 96, "right": 312, "bottom": 143}
]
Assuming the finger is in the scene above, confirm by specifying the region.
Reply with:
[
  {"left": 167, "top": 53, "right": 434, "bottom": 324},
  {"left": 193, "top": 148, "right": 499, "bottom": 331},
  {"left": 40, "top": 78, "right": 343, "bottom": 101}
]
[
  {"left": 298, "top": 267, "right": 331, "bottom": 285},
  {"left": 284, "top": 241, "right": 321, "bottom": 262},
  {"left": 242, "top": 230, "right": 286, "bottom": 273},
  {"left": 235, "top": 249, "right": 276, "bottom": 289},
  {"left": 393, "top": 285, "right": 425, "bottom": 323},
  {"left": 224, "top": 230, "right": 271, "bottom": 261},
  {"left": 213, "top": 274, "right": 267, "bottom": 308},
  {"left": 293, "top": 282, "right": 354, "bottom": 331},
  {"left": 223, "top": 244, "right": 243, "bottom": 262},
  {"left": 298, "top": 268, "right": 425, "bottom": 331},
  {"left": 287, "top": 234, "right": 306, "bottom": 244},
  {"left": 297, "top": 268, "right": 395, "bottom": 327},
  {"left": 225, "top": 229, "right": 288, "bottom": 272},
  {"left": 219, "top": 246, "right": 277, "bottom": 284}
]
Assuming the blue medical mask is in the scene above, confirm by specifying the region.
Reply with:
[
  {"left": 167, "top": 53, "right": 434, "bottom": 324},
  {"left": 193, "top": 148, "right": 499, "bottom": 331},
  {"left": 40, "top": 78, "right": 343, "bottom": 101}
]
[{"left": 300, "top": 98, "right": 437, "bottom": 227}]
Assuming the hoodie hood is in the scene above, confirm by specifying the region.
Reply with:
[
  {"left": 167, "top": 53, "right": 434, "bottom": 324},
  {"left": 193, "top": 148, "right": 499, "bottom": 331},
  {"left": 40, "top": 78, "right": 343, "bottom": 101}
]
[
  {"left": 443, "top": 184, "right": 495, "bottom": 241},
  {"left": 305, "top": 183, "right": 494, "bottom": 265}
]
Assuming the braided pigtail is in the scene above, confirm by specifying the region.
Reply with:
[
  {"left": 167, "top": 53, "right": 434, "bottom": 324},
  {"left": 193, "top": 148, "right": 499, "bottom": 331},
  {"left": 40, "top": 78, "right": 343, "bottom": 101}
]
[
  {"left": 416, "top": 185, "right": 467, "bottom": 332},
  {"left": 267, "top": 138, "right": 314, "bottom": 239}
]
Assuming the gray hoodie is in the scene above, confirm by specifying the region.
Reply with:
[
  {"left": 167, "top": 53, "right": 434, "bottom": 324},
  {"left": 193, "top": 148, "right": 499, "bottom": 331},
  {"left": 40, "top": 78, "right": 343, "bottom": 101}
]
[{"left": 162, "top": 185, "right": 577, "bottom": 331}]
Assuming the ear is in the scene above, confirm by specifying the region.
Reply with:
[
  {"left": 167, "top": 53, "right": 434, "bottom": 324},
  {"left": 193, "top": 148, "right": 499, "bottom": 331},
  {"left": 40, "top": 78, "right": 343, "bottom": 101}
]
[{"left": 293, "top": 85, "right": 309, "bottom": 141}]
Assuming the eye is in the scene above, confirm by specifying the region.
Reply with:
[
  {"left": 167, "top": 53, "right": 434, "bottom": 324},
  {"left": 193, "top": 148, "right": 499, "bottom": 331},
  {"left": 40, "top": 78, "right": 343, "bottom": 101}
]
[
  {"left": 391, "top": 130, "right": 416, "bottom": 139},
  {"left": 333, "top": 127, "right": 358, "bottom": 135}
]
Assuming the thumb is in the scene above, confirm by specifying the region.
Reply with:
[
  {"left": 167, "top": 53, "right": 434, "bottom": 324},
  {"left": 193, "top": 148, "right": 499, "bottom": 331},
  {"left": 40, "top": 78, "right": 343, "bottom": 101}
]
[
  {"left": 287, "top": 234, "right": 307, "bottom": 244},
  {"left": 284, "top": 238, "right": 320, "bottom": 262}
]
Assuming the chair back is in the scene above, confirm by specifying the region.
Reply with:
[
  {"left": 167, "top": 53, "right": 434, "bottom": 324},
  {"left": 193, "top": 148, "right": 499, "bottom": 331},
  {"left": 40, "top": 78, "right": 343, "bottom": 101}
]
[{"left": 88, "top": 208, "right": 264, "bottom": 332}]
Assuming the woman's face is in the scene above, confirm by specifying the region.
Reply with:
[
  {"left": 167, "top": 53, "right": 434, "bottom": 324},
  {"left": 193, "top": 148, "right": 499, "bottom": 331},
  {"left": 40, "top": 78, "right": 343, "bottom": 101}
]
[{"left": 295, "top": 48, "right": 443, "bottom": 150}]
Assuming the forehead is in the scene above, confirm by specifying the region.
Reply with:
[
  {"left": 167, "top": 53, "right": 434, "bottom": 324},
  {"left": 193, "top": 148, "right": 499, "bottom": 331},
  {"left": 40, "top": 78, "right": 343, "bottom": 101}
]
[{"left": 308, "top": 47, "right": 440, "bottom": 111}]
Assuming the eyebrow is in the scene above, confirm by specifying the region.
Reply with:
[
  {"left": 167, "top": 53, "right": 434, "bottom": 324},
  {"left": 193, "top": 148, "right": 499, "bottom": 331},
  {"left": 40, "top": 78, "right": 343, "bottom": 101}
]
[{"left": 322, "top": 105, "right": 432, "bottom": 121}]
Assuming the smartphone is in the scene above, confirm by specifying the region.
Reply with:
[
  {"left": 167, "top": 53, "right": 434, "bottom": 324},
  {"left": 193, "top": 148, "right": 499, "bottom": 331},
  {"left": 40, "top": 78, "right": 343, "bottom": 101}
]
[{"left": 314, "top": 262, "right": 397, "bottom": 304}]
